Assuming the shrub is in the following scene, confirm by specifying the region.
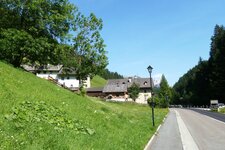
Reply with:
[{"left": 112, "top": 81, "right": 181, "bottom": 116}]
[
  {"left": 128, "top": 83, "right": 140, "bottom": 101},
  {"left": 219, "top": 107, "right": 225, "bottom": 114}
]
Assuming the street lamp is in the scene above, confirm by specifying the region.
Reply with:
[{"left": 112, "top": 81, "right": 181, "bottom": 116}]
[{"left": 147, "top": 65, "right": 155, "bottom": 126}]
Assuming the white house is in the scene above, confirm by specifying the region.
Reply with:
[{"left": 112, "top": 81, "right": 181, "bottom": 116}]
[{"left": 22, "top": 64, "right": 90, "bottom": 89}]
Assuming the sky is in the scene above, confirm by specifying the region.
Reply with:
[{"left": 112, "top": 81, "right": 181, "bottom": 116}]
[{"left": 70, "top": 0, "right": 225, "bottom": 86}]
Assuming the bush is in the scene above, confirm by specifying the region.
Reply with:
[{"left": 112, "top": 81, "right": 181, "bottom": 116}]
[
  {"left": 219, "top": 107, "right": 225, "bottom": 114},
  {"left": 79, "top": 86, "right": 86, "bottom": 97},
  {"left": 148, "top": 96, "right": 168, "bottom": 108}
]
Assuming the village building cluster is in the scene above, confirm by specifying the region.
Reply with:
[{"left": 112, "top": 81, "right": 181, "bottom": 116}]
[{"left": 23, "top": 65, "right": 152, "bottom": 104}]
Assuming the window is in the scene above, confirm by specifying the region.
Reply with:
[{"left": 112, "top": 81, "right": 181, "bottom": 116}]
[
  {"left": 144, "top": 81, "right": 147, "bottom": 85},
  {"left": 67, "top": 77, "right": 70, "bottom": 79},
  {"left": 144, "top": 90, "right": 147, "bottom": 93},
  {"left": 49, "top": 71, "right": 52, "bottom": 74},
  {"left": 61, "top": 77, "right": 64, "bottom": 80},
  {"left": 43, "top": 71, "right": 46, "bottom": 74}
]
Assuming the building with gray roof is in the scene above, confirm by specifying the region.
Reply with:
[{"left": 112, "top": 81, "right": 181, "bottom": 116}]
[
  {"left": 102, "top": 77, "right": 153, "bottom": 104},
  {"left": 22, "top": 64, "right": 90, "bottom": 88}
]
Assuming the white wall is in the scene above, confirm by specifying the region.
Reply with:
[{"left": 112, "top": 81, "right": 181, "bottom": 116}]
[
  {"left": 57, "top": 76, "right": 90, "bottom": 88},
  {"left": 105, "top": 90, "right": 152, "bottom": 104},
  {"left": 36, "top": 71, "right": 91, "bottom": 89},
  {"left": 57, "top": 76, "right": 80, "bottom": 88},
  {"left": 108, "top": 93, "right": 151, "bottom": 104},
  {"left": 135, "top": 92, "right": 151, "bottom": 104}
]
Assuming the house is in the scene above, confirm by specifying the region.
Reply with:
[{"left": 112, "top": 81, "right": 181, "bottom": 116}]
[
  {"left": 102, "top": 77, "right": 153, "bottom": 104},
  {"left": 86, "top": 87, "right": 105, "bottom": 98},
  {"left": 22, "top": 64, "right": 90, "bottom": 89}
]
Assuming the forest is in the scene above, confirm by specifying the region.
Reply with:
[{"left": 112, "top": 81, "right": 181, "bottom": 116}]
[{"left": 172, "top": 25, "right": 225, "bottom": 106}]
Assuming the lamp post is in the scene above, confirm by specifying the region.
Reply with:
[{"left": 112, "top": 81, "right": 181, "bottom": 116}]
[
  {"left": 147, "top": 65, "right": 155, "bottom": 126},
  {"left": 166, "top": 95, "right": 169, "bottom": 107}
]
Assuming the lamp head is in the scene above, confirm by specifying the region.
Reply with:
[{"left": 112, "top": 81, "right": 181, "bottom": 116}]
[{"left": 147, "top": 65, "right": 153, "bottom": 74}]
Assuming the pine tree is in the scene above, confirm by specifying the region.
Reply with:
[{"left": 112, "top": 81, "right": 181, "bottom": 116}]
[
  {"left": 158, "top": 75, "right": 171, "bottom": 108},
  {"left": 209, "top": 25, "right": 225, "bottom": 103}
]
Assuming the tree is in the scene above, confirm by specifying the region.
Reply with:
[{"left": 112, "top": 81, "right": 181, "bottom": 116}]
[
  {"left": 128, "top": 83, "right": 140, "bottom": 102},
  {"left": 71, "top": 13, "right": 108, "bottom": 84},
  {"left": 172, "top": 60, "right": 211, "bottom": 106},
  {"left": 0, "top": 0, "right": 108, "bottom": 82},
  {"left": 0, "top": 0, "right": 76, "bottom": 40},
  {"left": 158, "top": 75, "right": 171, "bottom": 108},
  {"left": 0, "top": 29, "right": 57, "bottom": 67},
  {"left": 100, "top": 69, "right": 123, "bottom": 79},
  {"left": 172, "top": 25, "right": 225, "bottom": 106},
  {"left": 191, "top": 59, "right": 211, "bottom": 105},
  {"left": 0, "top": 0, "right": 76, "bottom": 67},
  {"left": 209, "top": 25, "right": 225, "bottom": 103}
]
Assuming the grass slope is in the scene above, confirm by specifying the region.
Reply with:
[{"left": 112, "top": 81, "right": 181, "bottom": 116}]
[
  {"left": 91, "top": 75, "right": 107, "bottom": 87},
  {"left": 0, "top": 62, "right": 168, "bottom": 149}
]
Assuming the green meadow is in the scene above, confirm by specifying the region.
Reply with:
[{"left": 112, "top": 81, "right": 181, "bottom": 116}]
[{"left": 0, "top": 61, "right": 168, "bottom": 149}]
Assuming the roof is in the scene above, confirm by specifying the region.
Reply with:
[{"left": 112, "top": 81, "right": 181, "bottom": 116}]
[
  {"left": 103, "top": 77, "right": 153, "bottom": 93},
  {"left": 22, "top": 65, "right": 78, "bottom": 75},
  {"left": 22, "top": 64, "right": 63, "bottom": 71},
  {"left": 107, "top": 78, "right": 152, "bottom": 88},
  {"left": 133, "top": 78, "right": 152, "bottom": 88},
  {"left": 103, "top": 84, "right": 127, "bottom": 93},
  {"left": 58, "top": 67, "right": 76, "bottom": 75}
]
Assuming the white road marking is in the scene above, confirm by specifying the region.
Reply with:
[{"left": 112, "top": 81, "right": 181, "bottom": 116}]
[{"left": 175, "top": 110, "right": 199, "bottom": 150}]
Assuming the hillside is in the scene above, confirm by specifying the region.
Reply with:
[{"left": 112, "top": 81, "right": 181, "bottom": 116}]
[
  {"left": 0, "top": 61, "right": 168, "bottom": 149},
  {"left": 91, "top": 75, "right": 107, "bottom": 87}
]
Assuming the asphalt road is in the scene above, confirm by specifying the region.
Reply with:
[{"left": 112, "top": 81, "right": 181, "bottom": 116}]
[
  {"left": 190, "top": 108, "right": 225, "bottom": 123},
  {"left": 146, "top": 109, "right": 225, "bottom": 150},
  {"left": 178, "top": 109, "right": 225, "bottom": 150}
]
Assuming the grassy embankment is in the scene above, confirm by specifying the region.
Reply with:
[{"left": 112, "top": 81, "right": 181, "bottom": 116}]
[
  {"left": 91, "top": 75, "right": 107, "bottom": 87},
  {"left": 0, "top": 61, "right": 168, "bottom": 149}
]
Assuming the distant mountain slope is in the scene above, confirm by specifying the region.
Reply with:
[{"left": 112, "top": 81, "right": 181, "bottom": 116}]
[
  {"left": 0, "top": 61, "right": 167, "bottom": 149},
  {"left": 153, "top": 74, "right": 162, "bottom": 87},
  {"left": 100, "top": 69, "right": 124, "bottom": 79}
]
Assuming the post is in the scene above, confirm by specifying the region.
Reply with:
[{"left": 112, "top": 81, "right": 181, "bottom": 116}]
[
  {"left": 147, "top": 65, "right": 155, "bottom": 127},
  {"left": 151, "top": 102, "right": 155, "bottom": 126},
  {"left": 166, "top": 95, "right": 168, "bottom": 107},
  {"left": 150, "top": 73, "right": 155, "bottom": 126}
]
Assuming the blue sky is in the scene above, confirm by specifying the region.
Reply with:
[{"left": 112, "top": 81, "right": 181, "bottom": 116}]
[{"left": 70, "top": 0, "right": 225, "bottom": 86}]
